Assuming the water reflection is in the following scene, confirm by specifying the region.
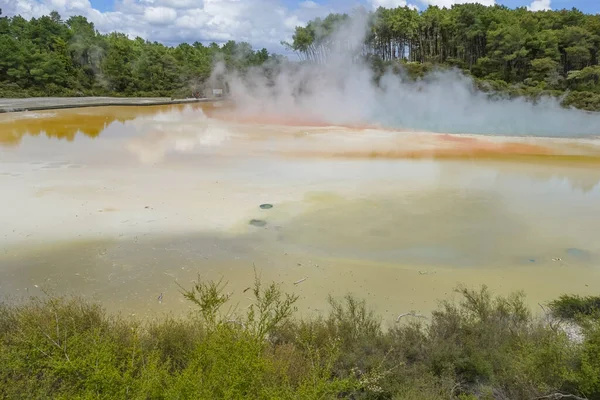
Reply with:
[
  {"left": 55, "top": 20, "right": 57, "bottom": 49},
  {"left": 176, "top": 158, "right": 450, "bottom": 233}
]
[
  {"left": 2, "top": 104, "right": 600, "bottom": 196},
  {"left": 495, "top": 163, "right": 600, "bottom": 193},
  {"left": 437, "top": 160, "right": 600, "bottom": 194},
  {"left": 125, "top": 106, "right": 235, "bottom": 164},
  {"left": 0, "top": 104, "right": 209, "bottom": 147}
]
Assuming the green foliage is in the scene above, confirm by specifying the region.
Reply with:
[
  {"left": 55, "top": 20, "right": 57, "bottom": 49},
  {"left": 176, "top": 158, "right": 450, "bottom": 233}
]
[
  {"left": 2, "top": 282, "right": 600, "bottom": 399},
  {"left": 0, "top": 12, "right": 276, "bottom": 98},
  {"left": 2, "top": 7, "right": 600, "bottom": 110},
  {"left": 245, "top": 272, "right": 299, "bottom": 339},
  {"left": 275, "top": 286, "right": 588, "bottom": 400},
  {"left": 0, "top": 279, "right": 354, "bottom": 399},
  {"left": 572, "top": 323, "right": 600, "bottom": 398},
  {"left": 290, "top": 5, "right": 600, "bottom": 110},
  {"left": 549, "top": 294, "right": 600, "bottom": 321},
  {"left": 179, "top": 276, "right": 233, "bottom": 328}
]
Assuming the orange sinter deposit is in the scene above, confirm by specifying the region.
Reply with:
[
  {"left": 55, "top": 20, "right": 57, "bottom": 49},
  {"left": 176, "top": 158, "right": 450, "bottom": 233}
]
[
  {"left": 2, "top": 102, "right": 599, "bottom": 164},
  {"left": 199, "top": 103, "right": 600, "bottom": 163}
]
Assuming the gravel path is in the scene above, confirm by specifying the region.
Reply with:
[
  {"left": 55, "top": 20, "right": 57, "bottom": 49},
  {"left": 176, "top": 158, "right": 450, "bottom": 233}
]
[{"left": 0, "top": 97, "right": 212, "bottom": 113}]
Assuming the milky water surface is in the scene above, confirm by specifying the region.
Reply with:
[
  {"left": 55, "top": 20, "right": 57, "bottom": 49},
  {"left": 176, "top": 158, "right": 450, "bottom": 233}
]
[{"left": 1, "top": 104, "right": 600, "bottom": 320}]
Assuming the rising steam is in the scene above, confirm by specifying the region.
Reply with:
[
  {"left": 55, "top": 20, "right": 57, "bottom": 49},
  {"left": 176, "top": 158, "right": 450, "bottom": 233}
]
[{"left": 215, "top": 13, "right": 600, "bottom": 138}]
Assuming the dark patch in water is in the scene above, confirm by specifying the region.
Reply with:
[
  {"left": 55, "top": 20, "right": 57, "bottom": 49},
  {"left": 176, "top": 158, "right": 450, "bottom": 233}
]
[
  {"left": 369, "top": 228, "right": 390, "bottom": 237},
  {"left": 566, "top": 248, "right": 592, "bottom": 260},
  {"left": 249, "top": 219, "right": 267, "bottom": 227},
  {"left": 260, "top": 204, "right": 273, "bottom": 210}
]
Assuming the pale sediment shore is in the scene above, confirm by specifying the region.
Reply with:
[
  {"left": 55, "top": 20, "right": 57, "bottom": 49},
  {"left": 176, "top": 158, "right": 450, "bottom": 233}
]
[{"left": 0, "top": 96, "right": 216, "bottom": 113}]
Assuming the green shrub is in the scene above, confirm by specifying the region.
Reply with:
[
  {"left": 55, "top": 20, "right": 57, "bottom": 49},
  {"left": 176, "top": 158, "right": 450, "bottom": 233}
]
[
  {"left": 549, "top": 295, "right": 600, "bottom": 321},
  {"left": 2, "top": 279, "right": 600, "bottom": 399},
  {"left": 571, "top": 323, "right": 600, "bottom": 398}
]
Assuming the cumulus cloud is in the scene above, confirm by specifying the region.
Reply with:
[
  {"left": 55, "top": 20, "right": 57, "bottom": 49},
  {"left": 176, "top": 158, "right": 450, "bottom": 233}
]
[
  {"left": 143, "top": 6, "right": 177, "bottom": 24},
  {"left": 527, "top": 0, "right": 551, "bottom": 12},
  {"left": 299, "top": 0, "right": 319, "bottom": 9},
  {"left": 142, "top": 0, "right": 202, "bottom": 9},
  {"left": 0, "top": 0, "right": 342, "bottom": 52},
  {"left": 0, "top": 0, "right": 557, "bottom": 53},
  {"left": 417, "top": 0, "right": 495, "bottom": 7},
  {"left": 369, "top": 0, "right": 408, "bottom": 9}
]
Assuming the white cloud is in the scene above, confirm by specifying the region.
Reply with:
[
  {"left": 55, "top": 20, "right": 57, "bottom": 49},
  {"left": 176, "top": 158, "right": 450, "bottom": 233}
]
[
  {"left": 143, "top": 6, "right": 177, "bottom": 24},
  {"left": 0, "top": 0, "right": 507, "bottom": 52},
  {"left": 527, "top": 0, "right": 551, "bottom": 11},
  {"left": 47, "top": 0, "right": 94, "bottom": 12},
  {"left": 417, "top": 0, "right": 495, "bottom": 7},
  {"left": 300, "top": 0, "right": 318, "bottom": 9},
  {"left": 1, "top": 0, "right": 338, "bottom": 52},
  {"left": 284, "top": 15, "right": 302, "bottom": 30},
  {"left": 144, "top": 7, "right": 177, "bottom": 25},
  {"left": 175, "top": 8, "right": 210, "bottom": 29},
  {"left": 49, "top": 0, "right": 66, "bottom": 7},
  {"left": 369, "top": 0, "right": 408, "bottom": 9},
  {"left": 153, "top": 0, "right": 202, "bottom": 9}
]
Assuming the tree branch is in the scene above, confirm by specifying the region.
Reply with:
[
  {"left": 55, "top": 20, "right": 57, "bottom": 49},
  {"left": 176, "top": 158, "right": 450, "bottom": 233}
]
[
  {"left": 396, "top": 312, "right": 427, "bottom": 322},
  {"left": 533, "top": 393, "right": 588, "bottom": 400}
]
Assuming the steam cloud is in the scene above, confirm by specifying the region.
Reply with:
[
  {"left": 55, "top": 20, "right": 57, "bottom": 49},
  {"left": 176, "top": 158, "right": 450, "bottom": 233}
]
[{"left": 215, "top": 13, "right": 600, "bottom": 138}]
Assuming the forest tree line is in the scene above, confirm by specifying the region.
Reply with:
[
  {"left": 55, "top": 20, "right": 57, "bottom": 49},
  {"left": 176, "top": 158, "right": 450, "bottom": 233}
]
[
  {"left": 0, "top": 10, "right": 277, "bottom": 98},
  {"left": 1, "top": 6, "right": 600, "bottom": 110},
  {"left": 286, "top": 5, "right": 600, "bottom": 110}
]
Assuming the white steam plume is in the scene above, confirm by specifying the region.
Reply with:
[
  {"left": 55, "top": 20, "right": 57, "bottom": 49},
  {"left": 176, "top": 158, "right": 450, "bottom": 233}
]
[{"left": 217, "top": 13, "right": 600, "bottom": 138}]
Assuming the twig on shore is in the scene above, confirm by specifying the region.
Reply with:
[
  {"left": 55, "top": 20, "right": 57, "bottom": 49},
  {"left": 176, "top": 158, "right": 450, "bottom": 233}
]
[
  {"left": 226, "top": 320, "right": 245, "bottom": 328},
  {"left": 450, "top": 381, "right": 464, "bottom": 398},
  {"left": 539, "top": 303, "right": 564, "bottom": 332},
  {"left": 396, "top": 312, "right": 427, "bottom": 322},
  {"left": 533, "top": 393, "right": 587, "bottom": 400}
]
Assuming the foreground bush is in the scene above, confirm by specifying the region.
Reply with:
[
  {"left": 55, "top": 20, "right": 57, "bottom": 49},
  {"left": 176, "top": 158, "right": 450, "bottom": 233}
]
[
  {"left": 1, "top": 279, "right": 599, "bottom": 399},
  {"left": 549, "top": 294, "right": 600, "bottom": 321}
]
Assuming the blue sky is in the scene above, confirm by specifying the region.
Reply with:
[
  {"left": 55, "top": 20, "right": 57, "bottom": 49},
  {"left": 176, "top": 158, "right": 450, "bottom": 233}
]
[
  {"left": 88, "top": 0, "right": 599, "bottom": 13},
  {"left": 90, "top": 0, "right": 113, "bottom": 12}
]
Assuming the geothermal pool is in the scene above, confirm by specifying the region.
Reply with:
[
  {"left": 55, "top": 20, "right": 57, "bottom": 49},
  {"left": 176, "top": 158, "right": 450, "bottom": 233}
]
[{"left": 1, "top": 103, "right": 600, "bottom": 321}]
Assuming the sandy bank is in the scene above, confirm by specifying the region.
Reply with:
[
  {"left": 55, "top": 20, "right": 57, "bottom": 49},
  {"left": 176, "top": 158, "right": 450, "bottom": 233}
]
[{"left": 0, "top": 97, "right": 216, "bottom": 113}]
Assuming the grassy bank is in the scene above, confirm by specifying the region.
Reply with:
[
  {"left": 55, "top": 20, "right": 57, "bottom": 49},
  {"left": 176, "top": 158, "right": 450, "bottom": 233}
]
[{"left": 1, "top": 276, "right": 599, "bottom": 399}]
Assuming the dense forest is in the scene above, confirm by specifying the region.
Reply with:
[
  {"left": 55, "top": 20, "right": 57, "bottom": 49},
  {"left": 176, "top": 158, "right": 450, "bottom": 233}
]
[
  {"left": 285, "top": 5, "right": 600, "bottom": 110},
  {"left": 1, "top": 6, "right": 600, "bottom": 110},
  {"left": 0, "top": 10, "right": 277, "bottom": 98}
]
